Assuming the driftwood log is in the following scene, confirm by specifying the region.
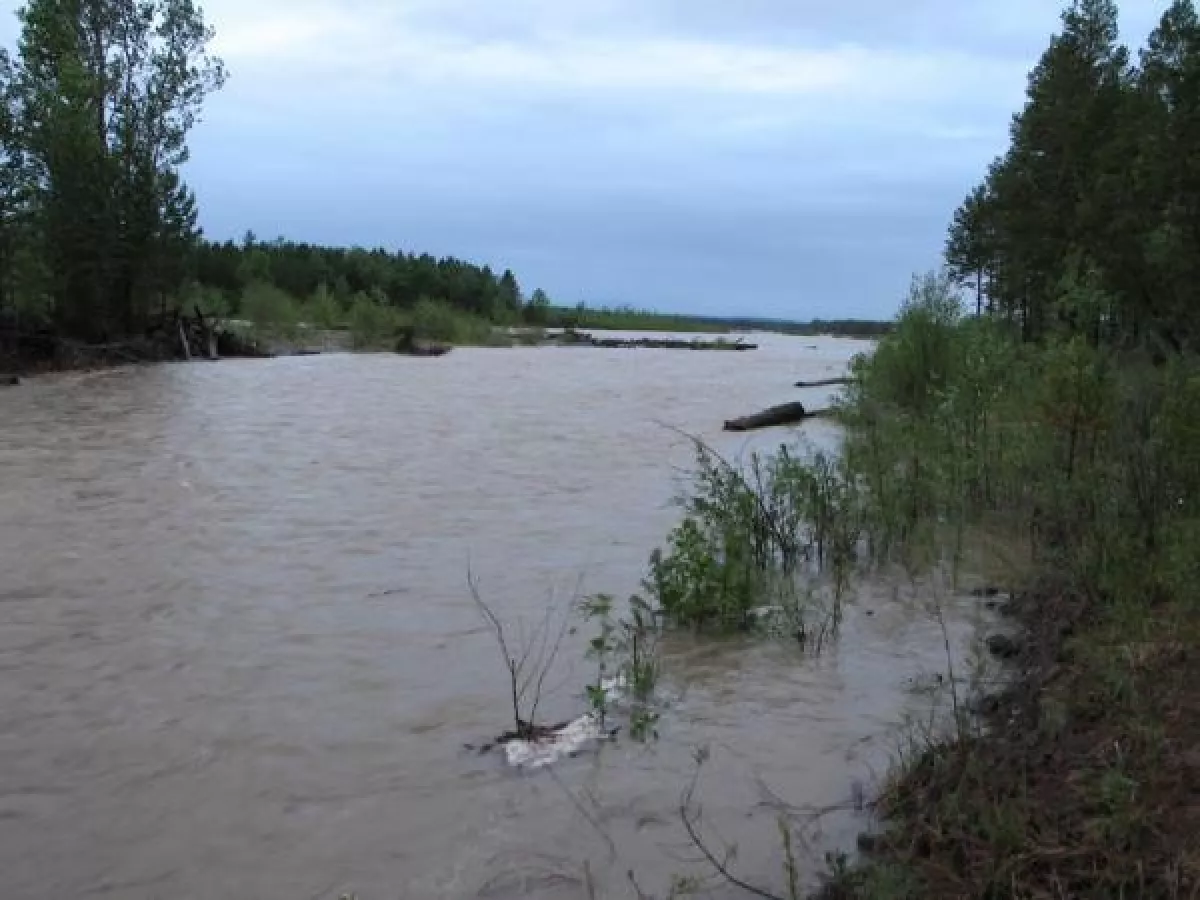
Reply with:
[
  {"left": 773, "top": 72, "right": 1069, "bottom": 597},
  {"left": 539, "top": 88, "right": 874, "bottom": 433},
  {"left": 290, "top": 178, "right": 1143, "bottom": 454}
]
[
  {"left": 723, "top": 402, "right": 837, "bottom": 431},
  {"left": 556, "top": 329, "right": 755, "bottom": 351},
  {"left": 724, "top": 401, "right": 810, "bottom": 431},
  {"left": 794, "top": 376, "right": 851, "bottom": 388}
]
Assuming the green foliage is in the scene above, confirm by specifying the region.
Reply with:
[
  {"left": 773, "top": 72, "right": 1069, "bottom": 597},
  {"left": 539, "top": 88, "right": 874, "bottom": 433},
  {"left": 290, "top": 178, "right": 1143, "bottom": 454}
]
[
  {"left": 579, "top": 593, "right": 662, "bottom": 741},
  {"left": 194, "top": 239, "right": 530, "bottom": 331},
  {"left": 524, "top": 288, "right": 551, "bottom": 325},
  {"left": 410, "top": 296, "right": 495, "bottom": 345},
  {"left": 793, "top": 269, "right": 1200, "bottom": 896},
  {"left": 181, "top": 281, "right": 231, "bottom": 320},
  {"left": 545, "top": 303, "right": 733, "bottom": 334},
  {"left": 241, "top": 281, "right": 300, "bottom": 336},
  {"left": 348, "top": 292, "right": 398, "bottom": 349},
  {"left": 531, "top": 301, "right": 893, "bottom": 337},
  {"left": 944, "top": 0, "right": 1200, "bottom": 350},
  {"left": 1, "top": 0, "right": 225, "bottom": 339},
  {"left": 645, "top": 441, "right": 861, "bottom": 637},
  {"left": 303, "top": 283, "right": 342, "bottom": 330}
]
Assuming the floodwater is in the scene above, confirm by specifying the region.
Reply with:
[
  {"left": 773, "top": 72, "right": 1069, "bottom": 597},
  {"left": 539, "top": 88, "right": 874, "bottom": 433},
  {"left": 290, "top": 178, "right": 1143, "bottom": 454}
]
[{"left": 0, "top": 334, "right": 987, "bottom": 899}]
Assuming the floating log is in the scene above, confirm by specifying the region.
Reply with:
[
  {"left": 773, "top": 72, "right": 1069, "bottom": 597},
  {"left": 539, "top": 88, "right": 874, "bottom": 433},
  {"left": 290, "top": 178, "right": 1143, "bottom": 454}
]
[
  {"left": 794, "top": 376, "right": 851, "bottom": 388},
  {"left": 724, "top": 403, "right": 837, "bottom": 431},
  {"left": 724, "top": 401, "right": 811, "bottom": 432}
]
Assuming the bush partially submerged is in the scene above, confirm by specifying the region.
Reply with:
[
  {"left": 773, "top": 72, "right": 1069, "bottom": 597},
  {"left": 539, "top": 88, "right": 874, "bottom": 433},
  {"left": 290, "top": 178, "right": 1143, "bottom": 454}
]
[{"left": 645, "top": 439, "right": 863, "bottom": 641}]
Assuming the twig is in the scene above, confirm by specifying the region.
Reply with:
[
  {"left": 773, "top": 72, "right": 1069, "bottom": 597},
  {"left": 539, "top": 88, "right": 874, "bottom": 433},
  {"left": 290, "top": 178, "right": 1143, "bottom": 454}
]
[
  {"left": 679, "top": 760, "right": 786, "bottom": 900},
  {"left": 930, "top": 586, "right": 962, "bottom": 733},
  {"left": 546, "top": 766, "right": 617, "bottom": 862},
  {"left": 467, "top": 563, "right": 576, "bottom": 742}
]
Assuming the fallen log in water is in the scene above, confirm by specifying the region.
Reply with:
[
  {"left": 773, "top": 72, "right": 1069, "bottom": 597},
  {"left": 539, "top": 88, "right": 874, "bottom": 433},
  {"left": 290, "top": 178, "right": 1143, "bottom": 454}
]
[
  {"left": 724, "top": 401, "right": 810, "bottom": 431},
  {"left": 723, "top": 402, "right": 836, "bottom": 432},
  {"left": 554, "top": 329, "right": 755, "bottom": 351},
  {"left": 1, "top": 374, "right": 19, "bottom": 386},
  {"left": 794, "top": 376, "right": 851, "bottom": 388}
]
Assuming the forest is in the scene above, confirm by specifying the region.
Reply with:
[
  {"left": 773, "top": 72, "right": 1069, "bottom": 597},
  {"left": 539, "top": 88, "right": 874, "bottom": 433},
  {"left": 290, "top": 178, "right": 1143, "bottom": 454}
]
[
  {"left": 0, "top": 0, "right": 886, "bottom": 366},
  {"left": 944, "top": 0, "right": 1200, "bottom": 351}
]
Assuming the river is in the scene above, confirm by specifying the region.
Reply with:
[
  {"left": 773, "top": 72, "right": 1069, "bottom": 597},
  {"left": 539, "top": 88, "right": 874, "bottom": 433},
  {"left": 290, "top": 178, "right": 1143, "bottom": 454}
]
[{"left": 0, "top": 333, "right": 986, "bottom": 899}]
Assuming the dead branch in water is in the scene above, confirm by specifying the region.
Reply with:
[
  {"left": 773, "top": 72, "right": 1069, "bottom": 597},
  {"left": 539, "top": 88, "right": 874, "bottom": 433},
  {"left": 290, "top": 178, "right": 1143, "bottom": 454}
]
[
  {"left": 679, "top": 750, "right": 790, "bottom": 900},
  {"left": 467, "top": 566, "right": 574, "bottom": 742},
  {"left": 794, "top": 377, "right": 851, "bottom": 388},
  {"left": 724, "top": 401, "right": 813, "bottom": 432}
]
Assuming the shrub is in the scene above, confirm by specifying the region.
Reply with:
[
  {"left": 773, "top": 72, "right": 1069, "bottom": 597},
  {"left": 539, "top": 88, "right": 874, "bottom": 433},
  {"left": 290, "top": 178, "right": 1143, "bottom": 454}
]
[
  {"left": 241, "top": 281, "right": 300, "bottom": 335},
  {"left": 411, "top": 296, "right": 497, "bottom": 345},
  {"left": 348, "top": 293, "right": 398, "bottom": 349},
  {"left": 303, "top": 283, "right": 342, "bottom": 330}
]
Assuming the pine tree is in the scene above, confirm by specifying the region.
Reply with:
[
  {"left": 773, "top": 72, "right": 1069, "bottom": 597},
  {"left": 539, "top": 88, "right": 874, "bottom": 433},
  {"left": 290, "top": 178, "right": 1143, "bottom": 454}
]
[{"left": 5, "top": 0, "right": 224, "bottom": 340}]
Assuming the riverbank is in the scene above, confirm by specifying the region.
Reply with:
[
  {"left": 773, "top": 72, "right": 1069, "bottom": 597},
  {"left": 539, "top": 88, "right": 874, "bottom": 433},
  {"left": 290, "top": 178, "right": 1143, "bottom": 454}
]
[
  {"left": 1, "top": 319, "right": 773, "bottom": 377},
  {"left": 774, "top": 277, "right": 1200, "bottom": 898},
  {"left": 0, "top": 310, "right": 271, "bottom": 376},
  {"left": 817, "top": 574, "right": 1200, "bottom": 898}
]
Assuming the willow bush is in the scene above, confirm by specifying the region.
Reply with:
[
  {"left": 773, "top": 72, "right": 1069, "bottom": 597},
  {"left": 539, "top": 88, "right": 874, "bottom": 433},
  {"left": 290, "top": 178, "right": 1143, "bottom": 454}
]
[{"left": 643, "top": 269, "right": 1200, "bottom": 644}]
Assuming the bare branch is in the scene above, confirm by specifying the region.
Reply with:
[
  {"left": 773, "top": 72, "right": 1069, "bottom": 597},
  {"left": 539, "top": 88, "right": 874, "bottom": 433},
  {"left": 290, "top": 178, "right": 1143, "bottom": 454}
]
[
  {"left": 678, "top": 756, "right": 787, "bottom": 900},
  {"left": 466, "top": 564, "right": 574, "bottom": 740}
]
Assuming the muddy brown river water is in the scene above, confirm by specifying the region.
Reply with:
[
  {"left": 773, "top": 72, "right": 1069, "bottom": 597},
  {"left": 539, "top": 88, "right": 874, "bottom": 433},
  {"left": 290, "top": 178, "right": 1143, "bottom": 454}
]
[{"left": 0, "top": 334, "right": 987, "bottom": 899}]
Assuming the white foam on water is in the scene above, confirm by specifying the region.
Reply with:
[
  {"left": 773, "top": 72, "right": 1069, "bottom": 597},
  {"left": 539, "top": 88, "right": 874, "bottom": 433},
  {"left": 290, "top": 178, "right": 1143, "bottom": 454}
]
[
  {"left": 503, "top": 676, "right": 628, "bottom": 770},
  {"left": 503, "top": 714, "right": 608, "bottom": 770}
]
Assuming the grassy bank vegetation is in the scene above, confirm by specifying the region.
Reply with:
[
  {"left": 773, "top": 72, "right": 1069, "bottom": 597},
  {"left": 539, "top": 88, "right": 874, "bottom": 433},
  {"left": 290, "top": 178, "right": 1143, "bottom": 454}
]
[
  {"left": 191, "top": 281, "right": 505, "bottom": 350},
  {"left": 827, "top": 275, "right": 1198, "bottom": 899}
]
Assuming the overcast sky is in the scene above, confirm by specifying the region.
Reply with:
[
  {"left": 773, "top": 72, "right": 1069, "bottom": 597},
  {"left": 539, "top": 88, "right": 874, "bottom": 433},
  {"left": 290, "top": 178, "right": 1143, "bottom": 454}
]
[{"left": 0, "top": 1, "right": 1168, "bottom": 318}]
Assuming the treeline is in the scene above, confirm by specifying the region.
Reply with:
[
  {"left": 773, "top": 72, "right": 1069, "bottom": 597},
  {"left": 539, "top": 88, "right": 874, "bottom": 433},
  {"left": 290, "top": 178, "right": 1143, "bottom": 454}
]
[
  {"left": 0, "top": 0, "right": 901, "bottom": 353},
  {"left": 0, "top": 0, "right": 553, "bottom": 345},
  {"left": 537, "top": 306, "right": 893, "bottom": 337},
  {"left": 189, "top": 241, "right": 895, "bottom": 338},
  {"left": 946, "top": 0, "right": 1200, "bottom": 350},
  {"left": 192, "top": 236, "right": 534, "bottom": 324}
]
